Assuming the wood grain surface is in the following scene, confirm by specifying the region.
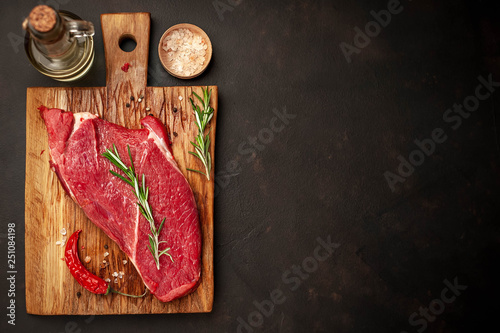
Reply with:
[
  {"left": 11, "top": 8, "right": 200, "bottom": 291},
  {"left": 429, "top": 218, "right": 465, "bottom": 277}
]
[{"left": 25, "top": 12, "right": 216, "bottom": 315}]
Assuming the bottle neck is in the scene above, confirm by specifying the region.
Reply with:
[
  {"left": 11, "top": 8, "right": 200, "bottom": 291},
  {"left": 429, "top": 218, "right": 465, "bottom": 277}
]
[{"left": 27, "top": 6, "right": 74, "bottom": 58}]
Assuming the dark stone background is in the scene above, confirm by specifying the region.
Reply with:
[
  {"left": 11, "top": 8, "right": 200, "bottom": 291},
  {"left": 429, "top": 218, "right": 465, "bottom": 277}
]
[{"left": 1, "top": 0, "right": 499, "bottom": 332}]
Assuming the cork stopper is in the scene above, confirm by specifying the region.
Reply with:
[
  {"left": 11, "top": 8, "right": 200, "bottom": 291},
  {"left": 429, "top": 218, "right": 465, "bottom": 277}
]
[{"left": 29, "top": 5, "right": 57, "bottom": 33}]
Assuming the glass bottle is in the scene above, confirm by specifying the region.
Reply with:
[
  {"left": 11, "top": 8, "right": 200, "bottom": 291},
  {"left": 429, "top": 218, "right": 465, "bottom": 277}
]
[{"left": 23, "top": 5, "right": 95, "bottom": 82}]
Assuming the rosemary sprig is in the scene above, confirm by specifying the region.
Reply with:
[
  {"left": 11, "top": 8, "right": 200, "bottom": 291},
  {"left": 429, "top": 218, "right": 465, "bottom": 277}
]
[
  {"left": 102, "top": 144, "right": 173, "bottom": 270},
  {"left": 187, "top": 87, "right": 214, "bottom": 180}
]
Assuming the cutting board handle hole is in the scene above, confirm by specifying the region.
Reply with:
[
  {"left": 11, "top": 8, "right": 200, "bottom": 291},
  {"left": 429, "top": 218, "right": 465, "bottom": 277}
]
[{"left": 119, "top": 34, "right": 137, "bottom": 52}]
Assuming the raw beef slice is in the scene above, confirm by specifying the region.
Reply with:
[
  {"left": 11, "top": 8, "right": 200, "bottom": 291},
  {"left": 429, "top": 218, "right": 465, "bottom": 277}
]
[{"left": 40, "top": 106, "right": 201, "bottom": 302}]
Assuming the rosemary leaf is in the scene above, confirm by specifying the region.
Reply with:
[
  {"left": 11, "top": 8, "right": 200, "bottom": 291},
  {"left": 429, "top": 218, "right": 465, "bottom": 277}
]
[
  {"left": 188, "top": 151, "right": 201, "bottom": 158},
  {"left": 158, "top": 217, "right": 166, "bottom": 233},
  {"left": 102, "top": 144, "right": 173, "bottom": 270},
  {"left": 109, "top": 170, "right": 133, "bottom": 187},
  {"left": 187, "top": 87, "right": 214, "bottom": 180},
  {"left": 186, "top": 167, "right": 208, "bottom": 176},
  {"left": 192, "top": 91, "right": 204, "bottom": 105}
]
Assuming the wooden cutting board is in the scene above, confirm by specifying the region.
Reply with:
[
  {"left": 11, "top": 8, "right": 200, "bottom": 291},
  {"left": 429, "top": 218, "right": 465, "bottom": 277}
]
[{"left": 25, "top": 12, "right": 216, "bottom": 315}]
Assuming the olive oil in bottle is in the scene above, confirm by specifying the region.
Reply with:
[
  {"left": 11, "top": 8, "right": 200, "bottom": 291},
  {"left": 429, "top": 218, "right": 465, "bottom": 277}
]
[{"left": 23, "top": 5, "right": 95, "bottom": 82}]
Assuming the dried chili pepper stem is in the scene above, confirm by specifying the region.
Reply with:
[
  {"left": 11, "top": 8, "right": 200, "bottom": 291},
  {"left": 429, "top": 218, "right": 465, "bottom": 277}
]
[{"left": 64, "top": 230, "right": 146, "bottom": 298}]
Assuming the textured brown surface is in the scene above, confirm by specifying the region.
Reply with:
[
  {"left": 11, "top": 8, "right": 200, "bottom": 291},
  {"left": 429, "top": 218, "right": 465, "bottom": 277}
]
[
  {"left": 24, "top": 13, "right": 216, "bottom": 315},
  {"left": 28, "top": 5, "right": 56, "bottom": 33}
]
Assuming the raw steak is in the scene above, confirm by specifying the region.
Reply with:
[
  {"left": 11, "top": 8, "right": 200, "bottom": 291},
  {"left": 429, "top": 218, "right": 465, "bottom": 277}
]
[{"left": 39, "top": 106, "right": 201, "bottom": 302}]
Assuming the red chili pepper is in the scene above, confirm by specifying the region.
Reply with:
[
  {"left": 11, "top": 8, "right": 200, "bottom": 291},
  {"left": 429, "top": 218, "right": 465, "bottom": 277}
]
[
  {"left": 121, "top": 62, "right": 130, "bottom": 72},
  {"left": 64, "top": 230, "right": 146, "bottom": 298},
  {"left": 65, "top": 230, "right": 111, "bottom": 295}
]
